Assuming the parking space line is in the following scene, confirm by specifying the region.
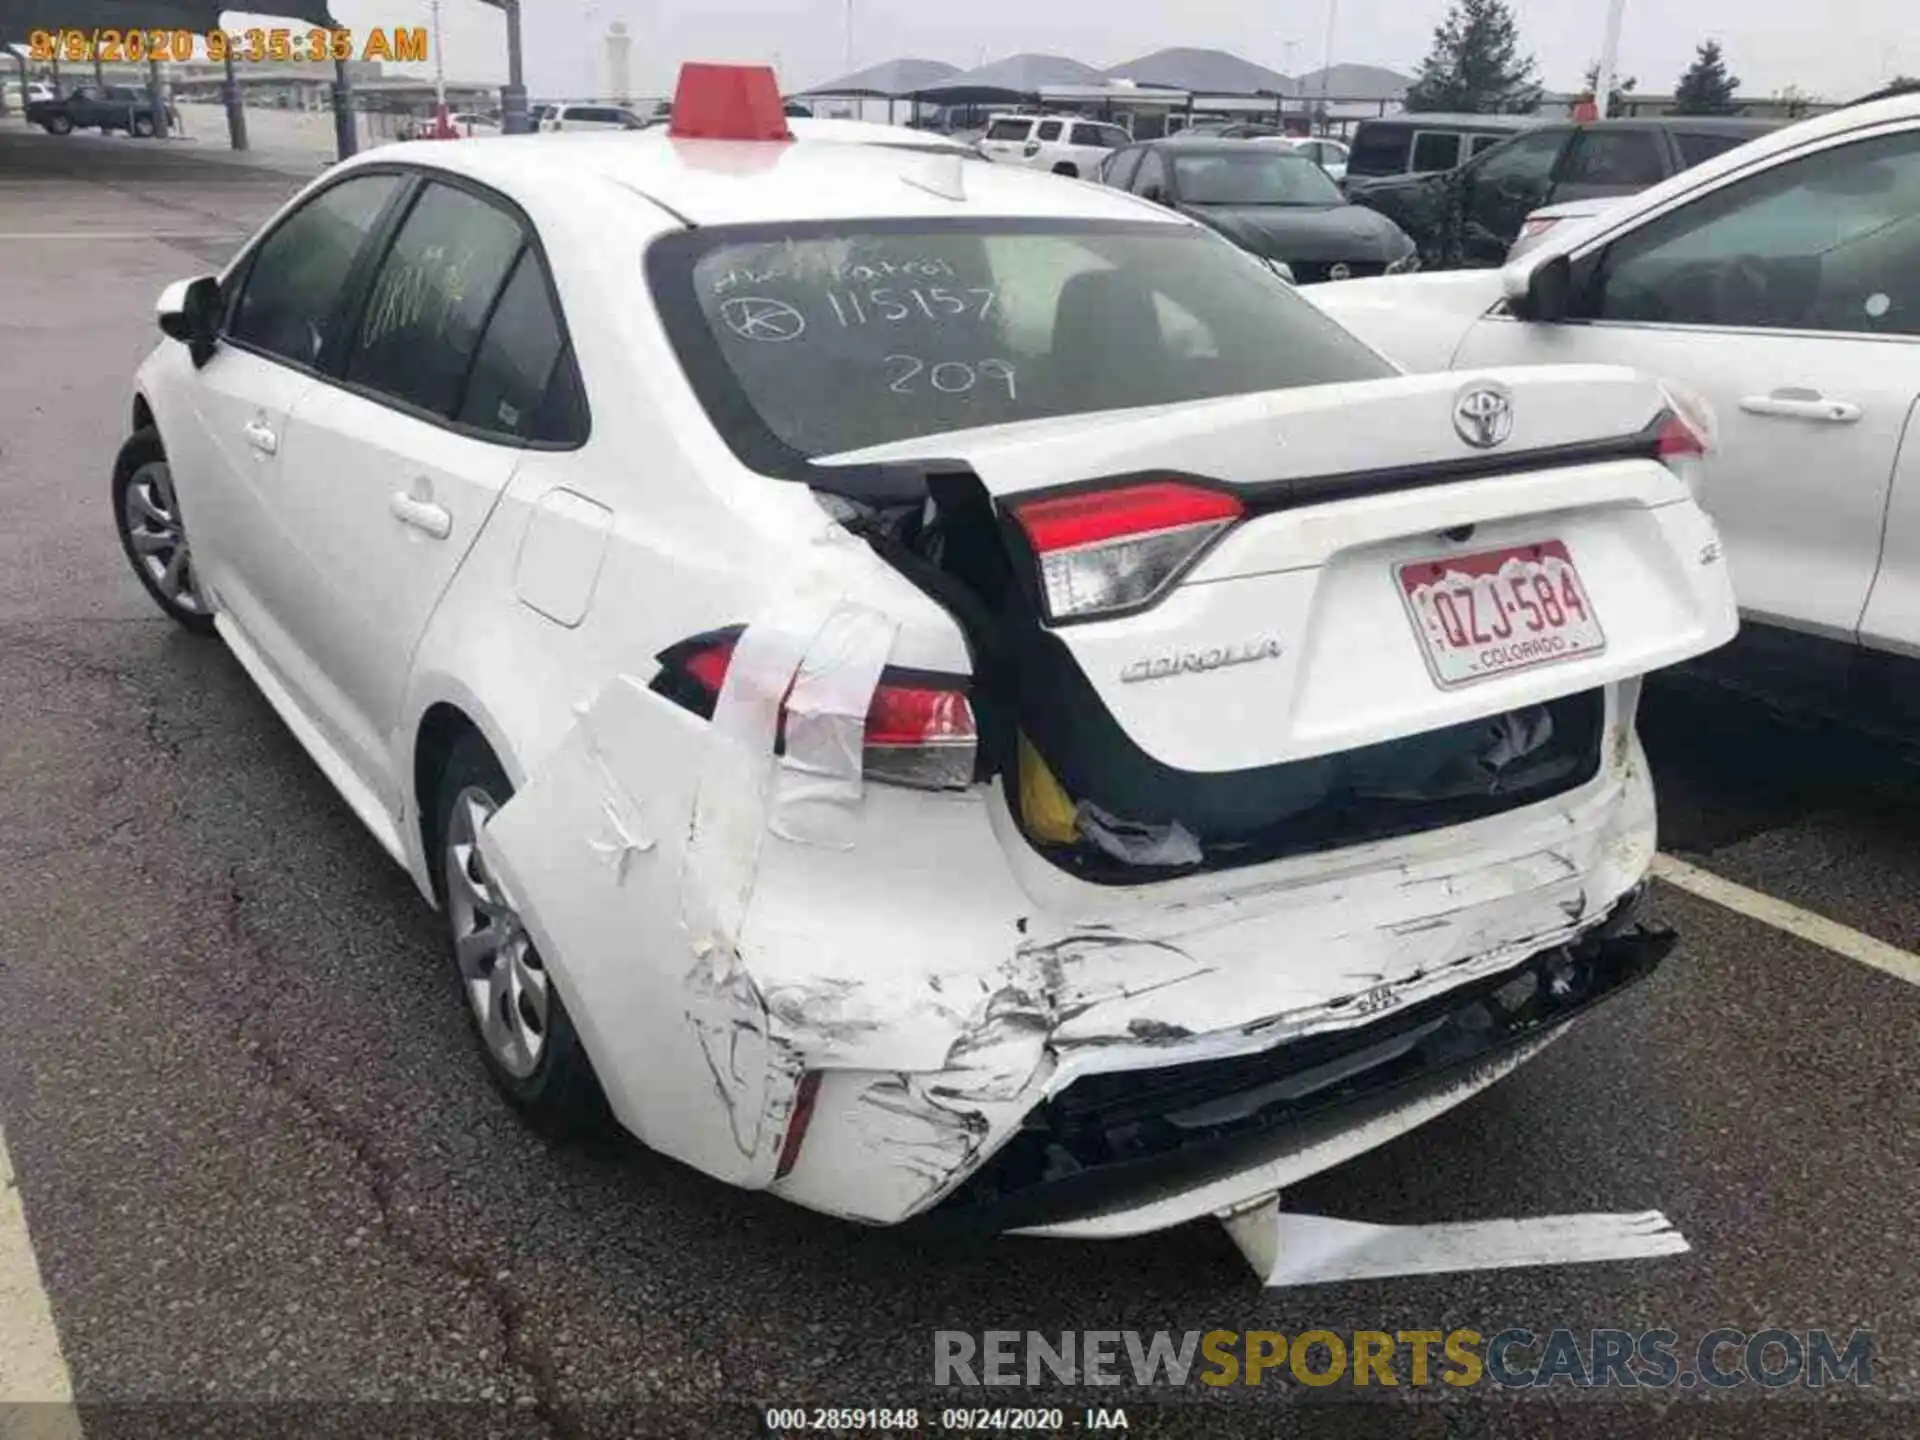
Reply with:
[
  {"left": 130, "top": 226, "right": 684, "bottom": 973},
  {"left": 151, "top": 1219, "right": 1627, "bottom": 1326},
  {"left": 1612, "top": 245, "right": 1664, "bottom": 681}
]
[
  {"left": 1653, "top": 853, "right": 1920, "bottom": 989},
  {"left": 0, "top": 1125, "right": 80, "bottom": 1429}
]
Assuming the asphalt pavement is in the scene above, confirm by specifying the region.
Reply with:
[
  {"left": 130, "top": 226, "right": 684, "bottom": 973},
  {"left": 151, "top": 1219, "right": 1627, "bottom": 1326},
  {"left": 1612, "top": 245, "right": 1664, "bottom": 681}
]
[{"left": 0, "top": 123, "right": 1915, "bottom": 1439}]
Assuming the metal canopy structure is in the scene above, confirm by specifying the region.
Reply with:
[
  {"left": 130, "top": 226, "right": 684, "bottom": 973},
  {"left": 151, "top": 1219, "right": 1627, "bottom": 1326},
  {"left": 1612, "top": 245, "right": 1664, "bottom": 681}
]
[
  {"left": 1103, "top": 47, "right": 1296, "bottom": 98},
  {"left": 798, "top": 57, "right": 959, "bottom": 100},
  {"left": 913, "top": 53, "right": 1104, "bottom": 107}
]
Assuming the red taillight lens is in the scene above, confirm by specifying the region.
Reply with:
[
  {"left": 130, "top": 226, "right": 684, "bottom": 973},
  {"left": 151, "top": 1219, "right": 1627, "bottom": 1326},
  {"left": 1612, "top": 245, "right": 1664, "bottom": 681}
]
[
  {"left": 1012, "top": 480, "right": 1245, "bottom": 623},
  {"left": 653, "top": 632, "right": 978, "bottom": 790},
  {"left": 1656, "top": 412, "right": 1707, "bottom": 459}
]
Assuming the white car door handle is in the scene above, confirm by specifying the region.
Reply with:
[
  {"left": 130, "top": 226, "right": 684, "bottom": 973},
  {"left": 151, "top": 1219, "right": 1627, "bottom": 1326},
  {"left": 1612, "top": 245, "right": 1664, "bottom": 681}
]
[
  {"left": 1738, "top": 392, "right": 1863, "bottom": 423},
  {"left": 389, "top": 492, "right": 452, "bottom": 539},
  {"left": 242, "top": 417, "right": 279, "bottom": 454}
]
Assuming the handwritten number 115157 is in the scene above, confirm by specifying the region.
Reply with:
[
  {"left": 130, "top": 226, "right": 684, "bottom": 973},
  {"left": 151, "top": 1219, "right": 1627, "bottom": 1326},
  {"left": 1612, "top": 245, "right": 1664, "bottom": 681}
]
[{"left": 827, "top": 287, "right": 995, "bottom": 326}]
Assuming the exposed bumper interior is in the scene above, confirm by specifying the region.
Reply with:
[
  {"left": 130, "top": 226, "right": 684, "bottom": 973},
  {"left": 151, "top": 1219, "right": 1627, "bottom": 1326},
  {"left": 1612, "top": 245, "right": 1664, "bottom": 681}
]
[{"left": 928, "top": 887, "right": 1670, "bottom": 1233}]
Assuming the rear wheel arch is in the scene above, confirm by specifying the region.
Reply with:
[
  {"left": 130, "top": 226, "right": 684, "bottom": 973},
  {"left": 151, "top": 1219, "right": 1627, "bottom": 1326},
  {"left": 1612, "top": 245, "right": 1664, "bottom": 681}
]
[
  {"left": 1052, "top": 160, "right": 1079, "bottom": 177},
  {"left": 414, "top": 702, "right": 486, "bottom": 894}
]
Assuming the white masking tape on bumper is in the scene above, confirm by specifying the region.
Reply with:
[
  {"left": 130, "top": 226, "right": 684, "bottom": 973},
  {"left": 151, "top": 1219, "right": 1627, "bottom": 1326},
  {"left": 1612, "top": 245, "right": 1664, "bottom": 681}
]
[
  {"left": 1222, "top": 1198, "right": 1689, "bottom": 1287},
  {"left": 771, "top": 603, "right": 899, "bottom": 850},
  {"left": 680, "top": 594, "right": 839, "bottom": 964}
]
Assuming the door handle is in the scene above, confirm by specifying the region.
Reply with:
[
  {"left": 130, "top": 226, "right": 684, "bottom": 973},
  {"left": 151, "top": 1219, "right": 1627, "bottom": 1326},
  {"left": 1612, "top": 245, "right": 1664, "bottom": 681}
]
[
  {"left": 242, "top": 417, "right": 278, "bottom": 455},
  {"left": 389, "top": 491, "right": 452, "bottom": 539},
  {"left": 1738, "top": 391, "right": 1862, "bottom": 423}
]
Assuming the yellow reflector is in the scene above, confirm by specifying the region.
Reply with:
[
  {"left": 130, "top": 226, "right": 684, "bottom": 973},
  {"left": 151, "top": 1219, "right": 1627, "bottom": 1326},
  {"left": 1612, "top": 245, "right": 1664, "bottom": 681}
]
[{"left": 1018, "top": 733, "right": 1078, "bottom": 844}]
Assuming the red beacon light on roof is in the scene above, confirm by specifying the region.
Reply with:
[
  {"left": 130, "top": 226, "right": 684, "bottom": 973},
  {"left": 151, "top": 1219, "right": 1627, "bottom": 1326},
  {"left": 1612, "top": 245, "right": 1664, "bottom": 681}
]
[{"left": 667, "top": 62, "right": 793, "bottom": 142}]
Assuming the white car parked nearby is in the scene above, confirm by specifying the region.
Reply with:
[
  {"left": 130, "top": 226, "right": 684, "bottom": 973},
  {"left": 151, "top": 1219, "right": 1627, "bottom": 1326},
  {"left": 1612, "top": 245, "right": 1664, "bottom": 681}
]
[
  {"left": 535, "top": 102, "right": 646, "bottom": 132},
  {"left": 1310, "top": 91, "right": 1920, "bottom": 730},
  {"left": 115, "top": 65, "right": 1735, "bottom": 1251},
  {"left": 1292, "top": 137, "right": 1350, "bottom": 185},
  {"left": 978, "top": 112, "right": 1131, "bottom": 177}
]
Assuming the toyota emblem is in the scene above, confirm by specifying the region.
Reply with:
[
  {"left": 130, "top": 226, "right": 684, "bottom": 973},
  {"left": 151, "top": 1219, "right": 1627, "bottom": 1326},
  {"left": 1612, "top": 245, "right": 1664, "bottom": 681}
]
[{"left": 1453, "top": 384, "right": 1514, "bottom": 449}]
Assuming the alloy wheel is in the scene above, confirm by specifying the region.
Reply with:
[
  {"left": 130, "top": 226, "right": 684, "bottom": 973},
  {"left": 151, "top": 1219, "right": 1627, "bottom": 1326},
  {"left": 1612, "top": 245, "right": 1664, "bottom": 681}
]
[
  {"left": 122, "top": 460, "right": 208, "bottom": 615},
  {"left": 444, "top": 787, "right": 549, "bottom": 1079}
]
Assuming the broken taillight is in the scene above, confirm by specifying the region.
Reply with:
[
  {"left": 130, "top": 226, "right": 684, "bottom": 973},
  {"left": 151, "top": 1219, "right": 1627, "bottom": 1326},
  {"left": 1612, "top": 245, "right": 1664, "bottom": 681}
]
[
  {"left": 1655, "top": 412, "right": 1707, "bottom": 460},
  {"left": 1010, "top": 480, "right": 1245, "bottom": 623},
  {"left": 651, "top": 630, "right": 979, "bottom": 790}
]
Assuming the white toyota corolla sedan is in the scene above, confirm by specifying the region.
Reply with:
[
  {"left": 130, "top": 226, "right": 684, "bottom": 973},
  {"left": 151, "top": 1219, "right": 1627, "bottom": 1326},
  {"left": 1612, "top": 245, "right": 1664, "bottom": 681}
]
[{"left": 114, "top": 65, "right": 1736, "bottom": 1244}]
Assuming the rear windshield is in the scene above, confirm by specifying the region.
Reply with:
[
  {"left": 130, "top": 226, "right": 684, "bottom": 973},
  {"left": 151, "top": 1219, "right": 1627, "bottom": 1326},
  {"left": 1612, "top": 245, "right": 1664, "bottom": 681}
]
[
  {"left": 1172, "top": 150, "right": 1343, "bottom": 206},
  {"left": 1348, "top": 124, "right": 1412, "bottom": 176},
  {"left": 647, "top": 219, "right": 1393, "bottom": 473}
]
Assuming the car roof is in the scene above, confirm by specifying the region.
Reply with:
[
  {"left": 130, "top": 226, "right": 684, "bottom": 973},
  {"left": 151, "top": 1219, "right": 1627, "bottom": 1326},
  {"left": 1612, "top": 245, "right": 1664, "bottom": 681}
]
[
  {"left": 336, "top": 130, "right": 1180, "bottom": 228},
  {"left": 1357, "top": 113, "right": 1541, "bottom": 131},
  {"left": 1581, "top": 116, "right": 1777, "bottom": 133},
  {"left": 785, "top": 117, "right": 972, "bottom": 152},
  {"left": 1137, "top": 137, "right": 1309, "bottom": 155}
]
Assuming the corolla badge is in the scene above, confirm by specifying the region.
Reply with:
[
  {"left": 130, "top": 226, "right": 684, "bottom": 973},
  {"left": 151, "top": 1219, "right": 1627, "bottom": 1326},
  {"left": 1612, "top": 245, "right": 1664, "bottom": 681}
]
[
  {"left": 1119, "top": 637, "right": 1284, "bottom": 684},
  {"left": 1453, "top": 383, "right": 1515, "bottom": 449}
]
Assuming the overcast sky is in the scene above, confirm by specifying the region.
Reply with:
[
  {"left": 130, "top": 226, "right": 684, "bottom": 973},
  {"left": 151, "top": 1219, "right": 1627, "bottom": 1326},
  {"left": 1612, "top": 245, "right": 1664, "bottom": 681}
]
[{"left": 229, "top": 0, "right": 1915, "bottom": 103}]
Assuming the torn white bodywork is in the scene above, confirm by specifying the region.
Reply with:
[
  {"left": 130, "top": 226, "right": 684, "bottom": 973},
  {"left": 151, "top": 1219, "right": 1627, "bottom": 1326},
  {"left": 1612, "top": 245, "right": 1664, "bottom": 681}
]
[
  {"left": 1222, "top": 1201, "right": 1690, "bottom": 1287},
  {"left": 483, "top": 611, "right": 1663, "bottom": 1225}
]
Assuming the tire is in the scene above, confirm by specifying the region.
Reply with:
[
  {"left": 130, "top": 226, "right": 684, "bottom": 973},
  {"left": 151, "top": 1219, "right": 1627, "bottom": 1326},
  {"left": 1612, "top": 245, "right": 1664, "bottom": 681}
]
[
  {"left": 434, "top": 731, "right": 609, "bottom": 1135},
  {"left": 112, "top": 428, "right": 215, "bottom": 634},
  {"left": 1052, "top": 161, "right": 1079, "bottom": 177},
  {"left": 132, "top": 114, "right": 156, "bottom": 138},
  {"left": 44, "top": 115, "right": 72, "bottom": 135}
]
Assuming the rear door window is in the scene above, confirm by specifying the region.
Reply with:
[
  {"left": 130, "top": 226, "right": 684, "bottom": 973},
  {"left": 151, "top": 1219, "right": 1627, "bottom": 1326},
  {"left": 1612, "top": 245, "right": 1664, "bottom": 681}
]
[
  {"left": 1037, "top": 119, "right": 1064, "bottom": 142},
  {"left": 1133, "top": 148, "right": 1170, "bottom": 197},
  {"left": 1347, "top": 124, "right": 1410, "bottom": 175},
  {"left": 1675, "top": 130, "right": 1753, "bottom": 168},
  {"left": 457, "top": 249, "right": 588, "bottom": 443},
  {"left": 1410, "top": 131, "right": 1463, "bottom": 172},
  {"left": 227, "top": 173, "right": 406, "bottom": 369},
  {"left": 1469, "top": 133, "right": 1505, "bottom": 157},
  {"left": 984, "top": 119, "right": 1031, "bottom": 142},
  {"left": 345, "top": 182, "right": 525, "bottom": 418},
  {"left": 1104, "top": 147, "right": 1143, "bottom": 188},
  {"left": 1559, "top": 129, "right": 1667, "bottom": 186}
]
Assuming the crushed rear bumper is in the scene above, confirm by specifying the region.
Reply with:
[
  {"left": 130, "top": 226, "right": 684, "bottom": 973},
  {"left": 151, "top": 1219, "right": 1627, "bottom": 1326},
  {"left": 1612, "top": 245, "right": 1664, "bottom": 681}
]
[{"left": 925, "top": 888, "right": 1669, "bottom": 1238}]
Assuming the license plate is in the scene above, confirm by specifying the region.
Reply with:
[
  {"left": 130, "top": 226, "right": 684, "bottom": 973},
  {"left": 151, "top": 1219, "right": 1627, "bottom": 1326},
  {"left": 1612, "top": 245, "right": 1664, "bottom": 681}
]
[{"left": 1397, "top": 540, "right": 1606, "bottom": 688}]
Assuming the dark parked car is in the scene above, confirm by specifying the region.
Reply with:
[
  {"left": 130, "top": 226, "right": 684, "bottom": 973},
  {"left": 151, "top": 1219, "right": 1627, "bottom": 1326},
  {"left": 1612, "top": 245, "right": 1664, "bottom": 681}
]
[
  {"left": 26, "top": 83, "right": 169, "bottom": 138},
  {"left": 1098, "top": 138, "right": 1418, "bottom": 282},
  {"left": 1344, "top": 113, "right": 1546, "bottom": 182},
  {"left": 1345, "top": 116, "right": 1780, "bottom": 269}
]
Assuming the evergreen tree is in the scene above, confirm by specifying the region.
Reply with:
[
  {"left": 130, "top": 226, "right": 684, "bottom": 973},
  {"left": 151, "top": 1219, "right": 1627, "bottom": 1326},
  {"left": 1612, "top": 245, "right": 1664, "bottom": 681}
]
[
  {"left": 1404, "top": 0, "right": 1543, "bottom": 114},
  {"left": 1581, "top": 62, "right": 1638, "bottom": 114},
  {"left": 1673, "top": 40, "right": 1741, "bottom": 115}
]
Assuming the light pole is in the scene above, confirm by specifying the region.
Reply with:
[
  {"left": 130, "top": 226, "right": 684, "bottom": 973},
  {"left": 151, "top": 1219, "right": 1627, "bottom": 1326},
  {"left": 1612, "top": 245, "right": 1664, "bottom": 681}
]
[
  {"left": 430, "top": 0, "right": 450, "bottom": 134},
  {"left": 1317, "top": 0, "right": 1338, "bottom": 134},
  {"left": 1593, "top": 0, "right": 1629, "bottom": 118},
  {"left": 844, "top": 0, "right": 855, "bottom": 73},
  {"left": 500, "top": 0, "right": 528, "bottom": 133}
]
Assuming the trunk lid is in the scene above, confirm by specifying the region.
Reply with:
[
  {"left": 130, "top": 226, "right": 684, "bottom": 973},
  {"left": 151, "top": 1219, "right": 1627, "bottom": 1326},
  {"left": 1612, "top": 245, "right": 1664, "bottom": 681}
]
[{"left": 816, "top": 365, "right": 1735, "bottom": 776}]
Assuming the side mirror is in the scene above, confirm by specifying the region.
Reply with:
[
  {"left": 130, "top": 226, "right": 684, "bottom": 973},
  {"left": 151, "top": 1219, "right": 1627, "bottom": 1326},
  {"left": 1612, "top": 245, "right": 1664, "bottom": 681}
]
[
  {"left": 1505, "top": 252, "right": 1572, "bottom": 322},
  {"left": 157, "top": 275, "right": 222, "bottom": 367}
]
